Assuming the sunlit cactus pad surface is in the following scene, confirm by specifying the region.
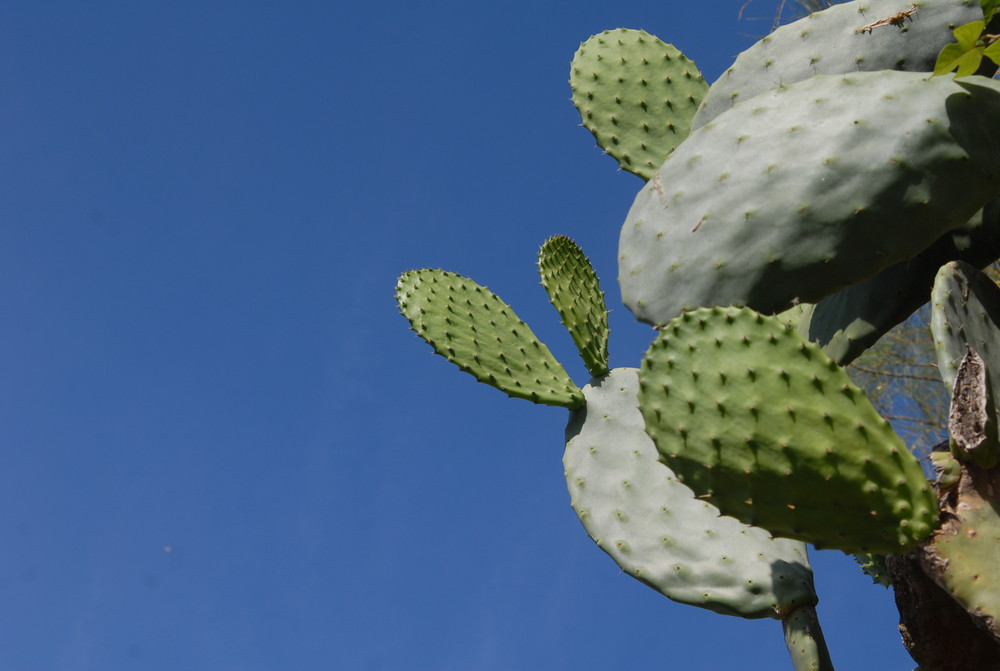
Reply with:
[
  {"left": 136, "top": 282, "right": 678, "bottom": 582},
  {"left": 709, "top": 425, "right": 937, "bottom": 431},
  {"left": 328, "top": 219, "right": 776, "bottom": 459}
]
[
  {"left": 693, "top": 0, "right": 986, "bottom": 127},
  {"left": 538, "top": 235, "right": 609, "bottom": 377},
  {"left": 620, "top": 71, "right": 1000, "bottom": 323},
  {"left": 564, "top": 368, "right": 817, "bottom": 618},
  {"left": 638, "top": 307, "right": 937, "bottom": 554},
  {"left": 570, "top": 28, "right": 707, "bottom": 180},
  {"left": 397, "top": 269, "right": 583, "bottom": 408}
]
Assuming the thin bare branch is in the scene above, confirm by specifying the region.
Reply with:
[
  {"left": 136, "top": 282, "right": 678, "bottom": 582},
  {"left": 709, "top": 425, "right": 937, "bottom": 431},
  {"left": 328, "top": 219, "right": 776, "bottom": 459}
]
[
  {"left": 849, "top": 365, "right": 944, "bottom": 383},
  {"left": 881, "top": 413, "right": 949, "bottom": 429}
]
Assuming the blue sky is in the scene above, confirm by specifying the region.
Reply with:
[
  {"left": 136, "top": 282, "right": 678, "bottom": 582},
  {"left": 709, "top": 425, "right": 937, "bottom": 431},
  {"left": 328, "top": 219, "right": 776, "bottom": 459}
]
[{"left": 0, "top": 2, "right": 915, "bottom": 669}]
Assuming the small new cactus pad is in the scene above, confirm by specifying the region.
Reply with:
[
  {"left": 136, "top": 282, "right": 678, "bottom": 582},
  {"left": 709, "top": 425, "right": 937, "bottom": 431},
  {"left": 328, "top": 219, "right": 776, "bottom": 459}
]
[
  {"left": 570, "top": 28, "right": 708, "bottom": 180},
  {"left": 396, "top": 269, "right": 584, "bottom": 408},
  {"left": 693, "top": 0, "right": 986, "bottom": 128},
  {"left": 538, "top": 236, "right": 609, "bottom": 377},
  {"left": 853, "top": 553, "right": 892, "bottom": 587},
  {"left": 931, "top": 261, "right": 1000, "bottom": 403},
  {"left": 564, "top": 368, "right": 817, "bottom": 619},
  {"left": 619, "top": 70, "right": 1000, "bottom": 325},
  {"left": 638, "top": 307, "right": 937, "bottom": 554},
  {"left": 798, "top": 200, "right": 1000, "bottom": 365},
  {"left": 921, "top": 463, "right": 1000, "bottom": 641}
]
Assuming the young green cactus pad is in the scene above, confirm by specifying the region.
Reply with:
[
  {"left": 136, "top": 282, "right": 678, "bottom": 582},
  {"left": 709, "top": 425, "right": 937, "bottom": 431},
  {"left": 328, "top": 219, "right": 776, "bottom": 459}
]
[
  {"left": 920, "top": 462, "right": 1000, "bottom": 641},
  {"left": 396, "top": 269, "right": 584, "bottom": 408},
  {"left": 853, "top": 553, "right": 892, "bottom": 588},
  {"left": 798, "top": 200, "right": 1000, "bottom": 366},
  {"left": 637, "top": 307, "right": 938, "bottom": 554},
  {"left": 538, "top": 236, "right": 609, "bottom": 377},
  {"left": 930, "top": 260, "right": 1000, "bottom": 400},
  {"left": 564, "top": 368, "right": 818, "bottom": 619},
  {"left": 693, "top": 0, "right": 987, "bottom": 128},
  {"left": 619, "top": 70, "right": 1000, "bottom": 325},
  {"left": 570, "top": 28, "right": 708, "bottom": 180}
]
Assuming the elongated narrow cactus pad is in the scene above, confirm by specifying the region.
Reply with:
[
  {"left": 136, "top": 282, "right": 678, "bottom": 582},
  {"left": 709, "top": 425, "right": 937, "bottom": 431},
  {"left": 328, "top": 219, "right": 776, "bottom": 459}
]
[
  {"left": 564, "top": 368, "right": 817, "bottom": 619},
  {"left": 638, "top": 307, "right": 937, "bottom": 553},
  {"left": 798, "top": 200, "right": 1000, "bottom": 366},
  {"left": 931, "top": 261, "right": 1000, "bottom": 399},
  {"left": 570, "top": 28, "right": 708, "bottom": 180},
  {"left": 538, "top": 236, "right": 609, "bottom": 377},
  {"left": 396, "top": 269, "right": 584, "bottom": 408},
  {"left": 693, "top": 0, "right": 987, "bottom": 128},
  {"left": 620, "top": 71, "right": 1000, "bottom": 324},
  {"left": 921, "top": 462, "right": 1000, "bottom": 641}
]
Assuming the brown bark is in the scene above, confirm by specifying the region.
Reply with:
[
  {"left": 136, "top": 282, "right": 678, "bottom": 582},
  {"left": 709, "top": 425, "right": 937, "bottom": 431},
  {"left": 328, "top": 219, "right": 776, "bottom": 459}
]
[
  {"left": 887, "top": 553, "right": 1000, "bottom": 671},
  {"left": 886, "top": 457, "right": 1000, "bottom": 670}
]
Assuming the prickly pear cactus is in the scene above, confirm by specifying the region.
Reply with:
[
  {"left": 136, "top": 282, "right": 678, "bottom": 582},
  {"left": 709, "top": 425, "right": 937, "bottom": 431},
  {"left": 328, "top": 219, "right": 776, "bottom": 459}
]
[
  {"left": 917, "top": 451, "right": 1000, "bottom": 642},
  {"left": 798, "top": 199, "right": 1000, "bottom": 365},
  {"left": 693, "top": 0, "right": 988, "bottom": 128},
  {"left": 400, "top": 1, "right": 1000, "bottom": 668},
  {"left": 538, "top": 236, "right": 609, "bottom": 377},
  {"left": 638, "top": 306, "right": 937, "bottom": 553},
  {"left": 570, "top": 29, "right": 708, "bottom": 180},
  {"left": 619, "top": 70, "right": 1000, "bottom": 324},
  {"left": 931, "top": 260, "right": 1000, "bottom": 401},
  {"left": 564, "top": 367, "right": 817, "bottom": 619},
  {"left": 396, "top": 269, "right": 583, "bottom": 408}
]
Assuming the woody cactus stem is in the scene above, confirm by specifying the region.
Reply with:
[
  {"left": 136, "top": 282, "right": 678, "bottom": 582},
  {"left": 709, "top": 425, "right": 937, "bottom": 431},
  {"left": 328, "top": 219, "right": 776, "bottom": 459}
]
[{"left": 783, "top": 606, "right": 834, "bottom": 671}]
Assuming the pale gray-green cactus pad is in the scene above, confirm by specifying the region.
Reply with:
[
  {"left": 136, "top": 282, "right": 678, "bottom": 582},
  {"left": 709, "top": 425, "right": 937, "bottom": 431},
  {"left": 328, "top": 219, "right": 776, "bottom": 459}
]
[
  {"left": 797, "top": 199, "right": 1000, "bottom": 366},
  {"left": 931, "top": 260, "right": 1000, "bottom": 399},
  {"left": 564, "top": 368, "right": 817, "bottom": 619},
  {"left": 619, "top": 70, "right": 1000, "bottom": 324},
  {"left": 693, "top": 0, "right": 987, "bottom": 128}
]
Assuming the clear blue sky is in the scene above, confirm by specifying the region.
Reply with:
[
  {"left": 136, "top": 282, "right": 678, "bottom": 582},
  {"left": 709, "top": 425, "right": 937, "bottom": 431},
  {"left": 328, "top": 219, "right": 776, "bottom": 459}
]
[{"left": 0, "top": 2, "right": 915, "bottom": 669}]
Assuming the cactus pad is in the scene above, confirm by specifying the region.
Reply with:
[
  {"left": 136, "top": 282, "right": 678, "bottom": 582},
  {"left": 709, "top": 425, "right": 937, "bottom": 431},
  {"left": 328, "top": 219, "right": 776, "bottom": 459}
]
[
  {"left": 931, "top": 261, "right": 1000, "bottom": 400},
  {"left": 396, "top": 269, "right": 584, "bottom": 408},
  {"left": 538, "top": 236, "right": 610, "bottom": 377},
  {"left": 638, "top": 306, "right": 937, "bottom": 554},
  {"left": 798, "top": 200, "right": 1000, "bottom": 365},
  {"left": 564, "top": 368, "right": 817, "bottom": 619},
  {"left": 921, "top": 463, "right": 1000, "bottom": 641},
  {"left": 620, "top": 70, "right": 1000, "bottom": 324},
  {"left": 570, "top": 28, "right": 708, "bottom": 180},
  {"left": 693, "top": 0, "right": 987, "bottom": 128}
]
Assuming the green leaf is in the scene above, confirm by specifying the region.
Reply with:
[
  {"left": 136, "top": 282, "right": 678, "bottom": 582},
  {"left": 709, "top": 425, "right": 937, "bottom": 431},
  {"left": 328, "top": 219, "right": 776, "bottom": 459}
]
[
  {"left": 955, "top": 20, "right": 986, "bottom": 48},
  {"left": 984, "top": 39, "right": 1000, "bottom": 66},
  {"left": 933, "top": 21, "right": 987, "bottom": 76}
]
